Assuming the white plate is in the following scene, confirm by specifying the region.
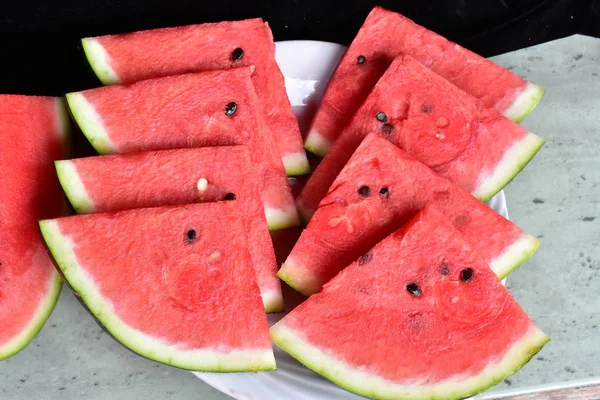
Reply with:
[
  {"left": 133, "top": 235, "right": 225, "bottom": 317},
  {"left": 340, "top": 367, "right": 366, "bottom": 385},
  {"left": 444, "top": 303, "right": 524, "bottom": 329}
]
[{"left": 194, "top": 40, "right": 509, "bottom": 400}]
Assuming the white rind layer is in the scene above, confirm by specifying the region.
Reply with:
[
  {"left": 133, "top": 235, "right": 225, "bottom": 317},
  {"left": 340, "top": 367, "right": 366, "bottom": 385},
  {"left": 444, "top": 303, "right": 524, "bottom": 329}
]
[
  {"left": 55, "top": 160, "right": 96, "bottom": 214},
  {"left": 271, "top": 322, "right": 549, "bottom": 400},
  {"left": 304, "top": 129, "right": 332, "bottom": 158},
  {"left": 81, "top": 37, "right": 120, "bottom": 85},
  {"left": 473, "top": 132, "right": 545, "bottom": 203},
  {"left": 66, "top": 92, "right": 117, "bottom": 155},
  {"left": 39, "top": 220, "right": 276, "bottom": 372},
  {"left": 489, "top": 233, "right": 540, "bottom": 279},
  {"left": 261, "top": 290, "right": 285, "bottom": 314},
  {"left": 265, "top": 205, "right": 301, "bottom": 231},
  {"left": 0, "top": 268, "right": 63, "bottom": 360},
  {"left": 502, "top": 83, "right": 545, "bottom": 123},
  {"left": 282, "top": 152, "right": 311, "bottom": 176}
]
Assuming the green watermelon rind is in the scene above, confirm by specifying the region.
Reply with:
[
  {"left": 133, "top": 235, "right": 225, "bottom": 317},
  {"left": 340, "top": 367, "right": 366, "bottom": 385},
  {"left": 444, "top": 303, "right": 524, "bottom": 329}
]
[
  {"left": 65, "top": 92, "right": 117, "bottom": 155},
  {"left": 304, "top": 130, "right": 332, "bottom": 158},
  {"left": 503, "top": 83, "right": 545, "bottom": 124},
  {"left": 0, "top": 271, "right": 63, "bottom": 360},
  {"left": 81, "top": 37, "right": 120, "bottom": 86},
  {"left": 282, "top": 152, "right": 312, "bottom": 176},
  {"left": 490, "top": 233, "right": 540, "bottom": 280},
  {"left": 271, "top": 322, "right": 549, "bottom": 400},
  {"left": 39, "top": 219, "right": 277, "bottom": 372},
  {"left": 265, "top": 207, "right": 302, "bottom": 231},
  {"left": 474, "top": 132, "right": 545, "bottom": 204},
  {"left": 55, "top": 160, "right": 96, "bottom": 214},
  {"left": 0, "top": 97, "right": 70, "bottom": 360}
]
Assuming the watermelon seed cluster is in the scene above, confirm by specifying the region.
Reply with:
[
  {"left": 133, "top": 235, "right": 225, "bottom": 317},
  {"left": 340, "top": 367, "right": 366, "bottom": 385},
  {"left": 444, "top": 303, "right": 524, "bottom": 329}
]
[
  {"left": 185, "top": 229, "right": 198, "bottom": 244},
  {"left": 376, "top": 111, "right": 388, "bottom": 122},
  {"left": 460, "top": 268, "right": 474, "bottom": 282},
  {"left": 224, "top": 102, "right": 237, "bottom": 117},
  {"left": 223, "top": 192, "right": 236, "bottom": 201},
  {"left": 231, "top": 47, "right": 244, "bottom": 61},
  {"left": 358, "top": 253, "right": 373, "bottom": 265},
  {"left": 406, "top": 282, "right": 422, "bottom": 296},
  {"left": 358, "top": 185, "right": 370, "bottom": 196}
]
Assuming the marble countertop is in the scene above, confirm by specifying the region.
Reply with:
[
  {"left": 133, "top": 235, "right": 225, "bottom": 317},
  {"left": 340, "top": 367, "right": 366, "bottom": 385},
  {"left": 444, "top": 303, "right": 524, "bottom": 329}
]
[{"left": 1, "top": 34, "right": 599, "bottom": 399}]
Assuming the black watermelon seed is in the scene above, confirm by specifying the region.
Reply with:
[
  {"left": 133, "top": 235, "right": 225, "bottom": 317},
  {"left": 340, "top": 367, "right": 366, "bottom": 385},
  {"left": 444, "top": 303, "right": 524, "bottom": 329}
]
[
  {"left": 231, "top": 47, "right": 244, "bottom": 61},
  {"left": 379, "top": 187, "right": 390, "bottom": 198},
  {"left": 358, "top": 253, "right": 373, "bottom": 265},
  {"left": 376, "top": 112, "right": 388, "bottom": 123},
  {"left": 460, "top": 268, "right": 474, "bottom": 282},
  {"left": 421, "top": 103, "right": 434, "bottom": 114},
  {"left": 186, "top": 229, "right": 197, "bottom": 243},
  {"left": 225, "top": 102, "right": 237, "bottom": 117},
  {"left": 357, "top": 55, "right": 367, "bottom": 64},
  {"left": 406, "top": 283, "right": 422, "bottom": 296},
  {"left": 358, "top": 185, "right": 371, "bottom": 197},
  {"left": 439, "top": 262, "right": 449, "bottom": 276},
  {"left": 223, "top": 193, "right": 236, "bottom": 201},
  {"left": 381, "top": 123, "right": 394, "bottom": 135}
]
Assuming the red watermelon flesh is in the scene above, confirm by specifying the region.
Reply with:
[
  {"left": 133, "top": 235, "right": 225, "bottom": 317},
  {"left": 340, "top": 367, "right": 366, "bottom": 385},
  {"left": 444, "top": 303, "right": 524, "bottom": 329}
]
[
  {"left": 55, "top": 146, "right": 283, "bottom": 313},
  {"left": 280, "top": 134, "right": 539, "bottom": 296},
  {"left": 81, "top": 18, "right": 309, "bottom": 176},
  {"left": 297, "top": 55, "right": 544, "bottom": 216},
  {"left": 66, "top": 68, "right": 299, "bottom": 230},
  {"left": 0, "top": 96, "right": 69, "bottom": 359},
  {"left": 305, "top": 6, "right": 544, "bottom": 157},
  {"left": 40, "top": 202, "right": 276, "bottom": 371},
  {"left": 272, "top": 205, "right": 549, "bottom": 400}
]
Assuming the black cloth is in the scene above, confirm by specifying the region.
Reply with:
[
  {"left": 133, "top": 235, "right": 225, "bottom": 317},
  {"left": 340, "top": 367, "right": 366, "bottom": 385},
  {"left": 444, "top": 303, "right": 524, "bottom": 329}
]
[{"left": 0, "top": 0, "right": 597, "bottom": 95}]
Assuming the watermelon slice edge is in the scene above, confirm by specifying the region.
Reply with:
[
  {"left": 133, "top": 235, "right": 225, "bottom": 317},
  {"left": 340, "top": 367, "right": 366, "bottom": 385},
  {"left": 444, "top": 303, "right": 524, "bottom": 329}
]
[
  {"left": 473, "top": 131, "right": 545, "bottom": 203},
  {"left": 502, "top": 83, "right": 546, "bottom": 124},
  {"left": 39, "top": 217, "right": 277, "bottom": 372},
  {"left": 0, "top": 272, "right": 63, "bottom": 360},
  {"left": 82, "top": 37, "right": 121, "bottom": 85},
  {"left": 271, "top": 322, "right": 548, "bottom": 400},
  {"left": 66, "top": 92, "right": 116, "bottom": 155}
]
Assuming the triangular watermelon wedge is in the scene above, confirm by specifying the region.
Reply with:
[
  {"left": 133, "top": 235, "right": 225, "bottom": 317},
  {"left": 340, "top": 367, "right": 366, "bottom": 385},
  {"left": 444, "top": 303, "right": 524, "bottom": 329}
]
[
  {"left": 297, "top": 55, "right": 544, "bottom": 218},
  {"left": 305, "top": 6, "right": 545, "bottom": 156},
  {"left": 0, "top": 95, "right": 70, "bottom": 360},
  {"left": 40, "top": 202, "right": 276, "bottom": 371},
  {"left": 280, "top": 134, "right": 539, "bottom": 296},
  {"left": 272, "top": 205, "right": 549, "bottom": 400},
  {"left": 81, "top": 18, "right": 309, "bottom": 176},
  {"left": 66, "top": 68, "right": 299, "bottom": 230},
  {"left": 55, "top": 146, "right": 283, "bottom": 313}
]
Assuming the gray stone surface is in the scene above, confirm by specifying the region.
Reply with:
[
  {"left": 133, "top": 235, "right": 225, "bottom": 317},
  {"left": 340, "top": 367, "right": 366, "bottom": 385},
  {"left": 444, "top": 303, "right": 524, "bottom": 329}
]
[{"left": 1, "top": 35, "right": 598, "bottom": 399}]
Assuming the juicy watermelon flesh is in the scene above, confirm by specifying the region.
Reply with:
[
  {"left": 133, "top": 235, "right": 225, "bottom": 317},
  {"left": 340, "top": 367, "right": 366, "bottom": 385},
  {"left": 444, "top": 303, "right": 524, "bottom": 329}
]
[
  {"left": 282, "top": 134, "right": 536, "bottom": 296},
  {"left": 85, "top": 18, "right": 308, "bottom": 175},
  {"left": 298, "top": 55, "right": 543, "bottom": 215},
  {"left": 0, "top": 96, "right": 66, "bottom": 357},
  {"left": 273, "top": 206, "right": 548, "bottom": 396},
  {"left": 57, "top": 146, "right": 283, "bottom": 312},
  {"left": 68, "top": 68, "right": 299, "bottom": 229},
  {"left": 307, "top": 6, "right": 541, "bottom": 154},
  {"left": 43, "top": 203, "right": 272, "bottom": 356}
]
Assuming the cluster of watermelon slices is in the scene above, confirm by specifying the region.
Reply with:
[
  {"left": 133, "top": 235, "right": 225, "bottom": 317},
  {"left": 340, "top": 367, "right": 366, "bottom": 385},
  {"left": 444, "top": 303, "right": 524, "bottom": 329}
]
[{"left": 0, "top": 6, "right": 549, "bottom": 400}]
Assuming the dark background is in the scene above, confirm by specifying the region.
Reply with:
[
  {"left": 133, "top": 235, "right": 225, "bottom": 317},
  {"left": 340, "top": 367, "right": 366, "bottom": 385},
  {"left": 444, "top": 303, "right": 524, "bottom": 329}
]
[{"left": 0, "top": 0, "right": 598, "bottom": 95}]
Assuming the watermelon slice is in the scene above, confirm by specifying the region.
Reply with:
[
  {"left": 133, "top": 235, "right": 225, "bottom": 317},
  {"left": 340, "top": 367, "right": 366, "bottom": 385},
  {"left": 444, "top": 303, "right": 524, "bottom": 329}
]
[
  {"left": 305, "top": 6, "right": 545, "bottom": 157},
  {"left": 280, "top": 134, "right": 539, "bottom": 296},
  {"left": 55, "top": 146, "right": 283, "bottom": 313},
  {"left": 272, "top": 205, "right": 549, "bottom": 400},
  {"left": 297, "top": 55, "right": 545, "bottom": 215},
  {"left": 81, "top": 18, "right": 309, "bottom": 176},
  {"left": 66, "top": 68, "right": 299, "bottom": 230},
  {"left": 0, "top": 95, "right": 70, "bottom": 360},
  {"left": 40, "top": 202, "right": 276, "bottom": 371}
]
